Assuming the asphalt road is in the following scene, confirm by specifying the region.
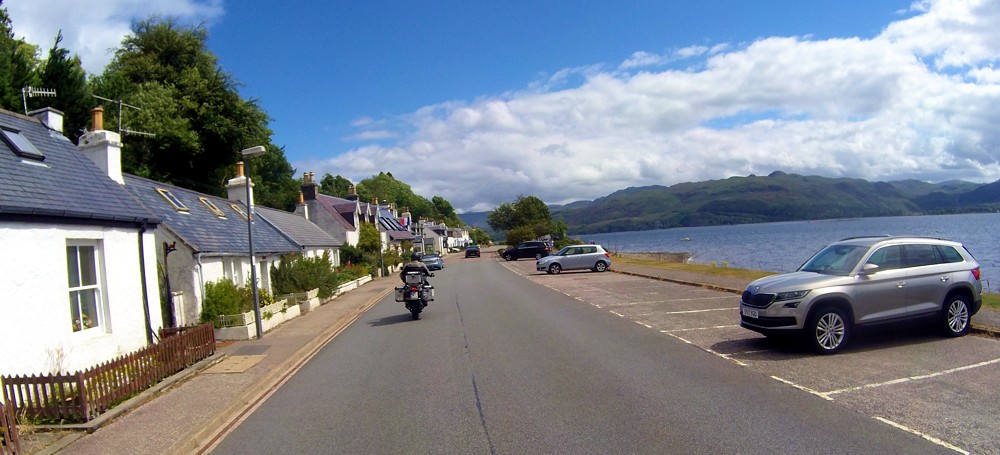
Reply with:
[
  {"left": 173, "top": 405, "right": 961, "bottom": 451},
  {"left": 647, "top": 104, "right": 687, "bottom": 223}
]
[{"left": 212, "top": 256, "right": 955, "bottom": 454}]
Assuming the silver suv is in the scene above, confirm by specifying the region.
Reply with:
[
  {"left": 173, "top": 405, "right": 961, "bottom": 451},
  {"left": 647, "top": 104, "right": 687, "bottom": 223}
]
[
  {"left": 740, "top": 236, "right": 982, "bottom": 354},
  {"left": 536, "top": 244, "right": 612, "bottom": 274}
]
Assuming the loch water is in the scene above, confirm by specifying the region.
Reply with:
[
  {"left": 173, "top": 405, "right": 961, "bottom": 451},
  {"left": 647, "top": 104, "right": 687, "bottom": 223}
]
[{"left": 580, "top": 213, "right": 1000, "bottom": 292}]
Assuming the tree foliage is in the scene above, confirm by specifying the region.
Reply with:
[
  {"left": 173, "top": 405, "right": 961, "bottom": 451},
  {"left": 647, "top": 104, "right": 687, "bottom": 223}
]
[
  {"left": 319, "top": 173, "right": 353, "bottom": 198},
  {"left": 487, "top": 195, "right": 553, "bottom": 239},
  {"left": 469, "top": 227, "right": 492, "bottom": 246},
  {"left": 87, "top": 17, "right": 298, "bottom": 209},
  {"left": 38, "top": 31, "right": 90, "bottom": 143},
  {"left": 0, "top": 2, "right": 40, "bottom": 112}
]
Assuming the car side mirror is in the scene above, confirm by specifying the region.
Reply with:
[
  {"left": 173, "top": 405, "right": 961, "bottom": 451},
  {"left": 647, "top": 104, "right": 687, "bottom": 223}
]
[{"left": 860, "top": 263, "right": 879, "bottom": 275}]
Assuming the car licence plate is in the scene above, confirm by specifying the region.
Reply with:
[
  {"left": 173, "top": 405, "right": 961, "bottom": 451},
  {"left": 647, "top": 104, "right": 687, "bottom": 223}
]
[{"left": 741, "top": 307, "right": 759, "bottom": 319}]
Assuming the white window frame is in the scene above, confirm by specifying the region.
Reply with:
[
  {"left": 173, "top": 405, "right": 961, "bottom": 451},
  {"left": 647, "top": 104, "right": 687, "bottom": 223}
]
[{"left": 67, "top": 240, "right": 108, "bottom": 333}]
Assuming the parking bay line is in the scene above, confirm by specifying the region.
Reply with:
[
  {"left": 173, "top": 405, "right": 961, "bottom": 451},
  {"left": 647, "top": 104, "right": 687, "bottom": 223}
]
[{"left": 822, "top": 357, "right": 1000, "bottom": 398}]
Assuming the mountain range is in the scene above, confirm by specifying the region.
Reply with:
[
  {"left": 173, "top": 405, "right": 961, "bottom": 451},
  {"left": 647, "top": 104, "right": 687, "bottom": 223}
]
[{"left": 459, "top": 172, "right": 1000, "bottom": 237}]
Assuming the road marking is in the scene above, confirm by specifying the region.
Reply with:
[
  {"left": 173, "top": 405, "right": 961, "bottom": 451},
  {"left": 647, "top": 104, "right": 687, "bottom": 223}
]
[
  {"left": 663, "top": 325, "right": 740, "bottom": 333},
  {"left": 874, "top": 417, "right": 969, "bottom": 454},
  {"left": 660, "top": 307, "right": 738, "bottom": 315},
  {"left": 770, "top": 375, "right": 832, "bottom": 401},
  {"left": 823, "top": 357, "right": 1000, "bottom": 397}
]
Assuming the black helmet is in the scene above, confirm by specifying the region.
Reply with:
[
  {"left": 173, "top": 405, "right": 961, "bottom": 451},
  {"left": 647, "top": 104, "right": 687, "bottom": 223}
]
[{"left": 411, "top": 252, "right": 421, "bottom": 260}]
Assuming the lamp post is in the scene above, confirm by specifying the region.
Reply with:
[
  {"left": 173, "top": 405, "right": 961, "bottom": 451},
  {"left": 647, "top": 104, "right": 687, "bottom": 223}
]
[{"left": 241, "top": 145, "right": 267, "bottom": 339}]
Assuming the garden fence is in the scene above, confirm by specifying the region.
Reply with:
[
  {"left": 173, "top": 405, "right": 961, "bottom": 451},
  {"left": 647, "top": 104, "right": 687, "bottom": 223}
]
[
  {"left": 1, "top": 323, "right": 214, "bottom": 423},
  {"left": 0, "top": 399, "right": 21, "bottom": 455}
]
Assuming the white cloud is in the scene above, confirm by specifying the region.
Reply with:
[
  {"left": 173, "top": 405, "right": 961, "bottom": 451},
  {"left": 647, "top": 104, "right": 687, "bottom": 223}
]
[
  {"left": 6, "top": 0, "right": 224, "bottom": 74},
  {"left": 318, "top": 0, "right": 1000, "bottom": 212}
]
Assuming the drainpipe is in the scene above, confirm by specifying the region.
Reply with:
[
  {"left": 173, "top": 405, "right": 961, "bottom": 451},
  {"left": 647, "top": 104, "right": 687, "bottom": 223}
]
[
  {"left": 162, "top": 241, "right": 177, "bottom": 328},
  {"left": 196, "top": 253, "right": 206, "bottom": 308},
  {"left": 138, "top": 224, "right": 154, "bottom": 344}
]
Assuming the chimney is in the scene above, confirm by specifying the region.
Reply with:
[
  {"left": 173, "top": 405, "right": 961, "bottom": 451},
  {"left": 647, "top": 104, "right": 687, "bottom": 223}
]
[
  {"left": 77, "top": 106, "right": 124, "bottom": 184},
  {"left": 225, "top": 161, "right": 253, "bottom": 206},
  {"left": 296, "top": 191, "right": 309, "bottom": 219},
  {"left": 302, "top": 171, "right": 319, "bottom": 201},
  {"left": 346, "top": 184, "right": 358, "bottom": 201},
  {"left": 29, "top": 107, "right": 64, "bottom": 133}
]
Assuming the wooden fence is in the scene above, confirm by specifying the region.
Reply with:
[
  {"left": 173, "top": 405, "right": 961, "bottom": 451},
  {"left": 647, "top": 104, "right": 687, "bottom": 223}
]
[
  {"left": 1, "top": 323, "right": 215, "bottom": 423},
  {"left": 1, "top": 399, "right": 21, "bottom": 455}
]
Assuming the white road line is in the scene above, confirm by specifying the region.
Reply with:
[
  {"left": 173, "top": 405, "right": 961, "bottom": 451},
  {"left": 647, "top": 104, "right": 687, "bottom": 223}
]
[
  {"left": 824, "top": 357, "right": 1000, "bottom": 396},
  {"left": 661, "top": 307, "right": 738, "bottom": 315},
  {"left": 770, "top": 376, "right": 832, "bottom": 401},
  {"left": 874, "top": 417, "right": 969, "bottom": 454},
  {"left": 665, "top": 325, "right": 740, "bottom": 333}
]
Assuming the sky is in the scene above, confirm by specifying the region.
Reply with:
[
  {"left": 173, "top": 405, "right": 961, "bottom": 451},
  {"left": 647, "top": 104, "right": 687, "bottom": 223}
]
[{"left": 7, "top": 0, "right": 1000, "bottom": 213}]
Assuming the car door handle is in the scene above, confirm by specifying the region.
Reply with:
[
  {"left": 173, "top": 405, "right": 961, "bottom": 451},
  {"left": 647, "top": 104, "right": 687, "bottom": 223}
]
[
  {"left": 940, "top": 276, "right": 950, "bottom": 282},
  {"left": 897, "top": 281, "right": 906, "bottom": 288}
]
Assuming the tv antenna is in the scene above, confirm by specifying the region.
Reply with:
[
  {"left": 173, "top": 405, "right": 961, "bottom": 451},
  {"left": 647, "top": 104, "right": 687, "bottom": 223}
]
[
  {"left": 22, "top": 86, "right": 57, "bottom": 114},
  {"left": 92, "top": 94, "right": 156, "bottom": 138}
]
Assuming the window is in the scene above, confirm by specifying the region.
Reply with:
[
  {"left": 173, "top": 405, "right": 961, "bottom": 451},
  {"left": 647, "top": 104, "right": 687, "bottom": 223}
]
[
  {"left": 155, "top": 188, "right": 189, "bottom": 212},
  {"left": 230, "top": 203, "right": 248, "bottom": 220},
  {"left": 866, "top": 245, "right": 902, "bottom": 271},
  {"left": 1, "top": 127, "right": 44, "bottom": 161},
  {"left": 67, "top": 241, "right": 104, "bottom": 332},
  {"left": 199, "top": 197, "right": 227, "bottom": 218},
  {"left": 903, "top": 244, "right": 941, "bottom": 268}
]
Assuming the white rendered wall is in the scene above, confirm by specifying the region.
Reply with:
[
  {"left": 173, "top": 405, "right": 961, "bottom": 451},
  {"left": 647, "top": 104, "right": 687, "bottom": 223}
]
[{"left": 0, "top": 222, "right": 162, "bottom": 376}]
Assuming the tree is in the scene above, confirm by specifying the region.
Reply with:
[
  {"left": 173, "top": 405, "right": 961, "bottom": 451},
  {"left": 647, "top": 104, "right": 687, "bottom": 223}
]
[
  {"left": 469, "top": 227, "right": 492, "bottom": 246},
  {"left": 357, "top": 222, "right": 381, "bottom": 254},
  {"left": 319, "top": 173, "right": 353, "bottom": 198},
  {"left": 38, "top": 31, "right": 90, "bottom": 143},
  {"left": 88, "top": 17, "right": 298, "bottom": 209},
  {"left": 432, "top": 196, "right": 462, "bottom": 227},
  {"left": 487, "top": 195, "right": 553, "bottom": 238},
  {"left": 0, "top": 2, "right": 40, "bottom": 112}
]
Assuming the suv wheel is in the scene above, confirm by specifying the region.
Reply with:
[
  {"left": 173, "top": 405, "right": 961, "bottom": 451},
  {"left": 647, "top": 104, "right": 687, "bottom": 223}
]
[
  {"left": 548, "top": 263, "right": 562, "bottom": 274},
  {"left": 808, "top": 307, "right": 849, "bottom": 354},
  {"left": 535, "top": 253, "right": 543, "bottom": 260},
  {"left": 594, "top": 261, "right": 608, "bottom": 272},
  {"left": 941, "top": 294, "right": 971, "bottom": 337},
  {"left": 503, "top": 253, "right": 513, "bottom": 261}
]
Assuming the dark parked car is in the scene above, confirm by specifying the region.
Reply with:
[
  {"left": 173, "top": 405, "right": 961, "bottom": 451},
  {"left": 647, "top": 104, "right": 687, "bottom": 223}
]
[
  {"left": 420, "top": 253, "right": 444, "bottom": 270},
  {"left": 501, "top": 241, "right": 552, "bottom": 261},
  {"left": 465, "top": 245, "right": 481, "bottom": 258}
]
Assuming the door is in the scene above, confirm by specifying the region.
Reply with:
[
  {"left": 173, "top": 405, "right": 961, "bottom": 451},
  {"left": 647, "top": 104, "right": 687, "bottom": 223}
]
[{"left": 854, "top": 245, "right": 909, "bottom": 324}]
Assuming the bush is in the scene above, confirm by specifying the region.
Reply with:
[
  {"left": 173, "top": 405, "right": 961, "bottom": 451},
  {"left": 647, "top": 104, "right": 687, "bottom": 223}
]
[
  {"left": 200, "top": 277, "right": 275, "bottom": 327},
  {"left": 271, "top": 252, "right": 342, "bottom": 298}
]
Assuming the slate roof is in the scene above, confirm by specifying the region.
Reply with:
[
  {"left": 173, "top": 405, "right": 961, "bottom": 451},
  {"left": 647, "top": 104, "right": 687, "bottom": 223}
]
[
  {"left": 311, "top": 193, "right": 357, "bottom": 231},
  {"left": 122, "top": 174, "right": 298, "bottom": 255},
  {"left": 0, "top": 108, "right": 158, "bottom": 225},
  {"left": 378, "top": 211, "right": 414, "bottom": 241},
  {"left": 257, "top": 205, "right": 343, "bottom": 248}
]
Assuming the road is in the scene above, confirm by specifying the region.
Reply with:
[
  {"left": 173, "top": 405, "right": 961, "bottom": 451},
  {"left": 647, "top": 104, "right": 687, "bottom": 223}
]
[{"left": 212, "top": 255, "right": 955, "bottom": 454}]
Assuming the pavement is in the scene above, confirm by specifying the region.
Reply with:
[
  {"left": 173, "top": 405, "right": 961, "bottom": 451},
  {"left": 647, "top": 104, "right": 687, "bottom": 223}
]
[{"left": 17, "top": 258, "right": 1000, "bottom": 454}]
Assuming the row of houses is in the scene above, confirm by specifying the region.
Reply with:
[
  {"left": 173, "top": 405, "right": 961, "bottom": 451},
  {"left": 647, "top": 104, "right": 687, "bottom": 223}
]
[{"left": 0, "top": 106, "right": 469, "bottom": 377}]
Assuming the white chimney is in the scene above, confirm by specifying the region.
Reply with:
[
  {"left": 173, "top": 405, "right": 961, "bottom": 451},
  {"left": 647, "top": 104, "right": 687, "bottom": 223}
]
[
  {"left": 225, "top": 161, "right": 253, "bottom": 206},
  {"left": 29, "top": 107, "right": 64, "bottom": 133},
  {"left": 77, "top": 107, "right": 124, "bottom": 185}
]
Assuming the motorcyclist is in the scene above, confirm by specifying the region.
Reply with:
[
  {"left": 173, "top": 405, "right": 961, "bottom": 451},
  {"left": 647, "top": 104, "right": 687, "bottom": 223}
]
[{"left": 400, "top": 252, "right": 432, "bottom": 285}]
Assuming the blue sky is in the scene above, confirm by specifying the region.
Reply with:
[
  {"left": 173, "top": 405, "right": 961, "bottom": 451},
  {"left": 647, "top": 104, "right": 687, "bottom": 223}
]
[{"left": 9, "top": 0, "right": 1000, "bottom": 212}]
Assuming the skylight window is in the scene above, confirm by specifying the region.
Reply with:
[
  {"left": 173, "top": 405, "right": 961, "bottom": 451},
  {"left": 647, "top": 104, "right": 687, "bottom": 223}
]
[
  {"left": 1, "top": 127, "right": 44, "bottom": 161},
  {"left": 199, "top": 197, "right": 227, "bottom": 218},
  {"left": 230, "top": 203, "right": 248, "bottom": 220},
  {"left": 155, "top": 188, "right": 189, "bottom": 212}
]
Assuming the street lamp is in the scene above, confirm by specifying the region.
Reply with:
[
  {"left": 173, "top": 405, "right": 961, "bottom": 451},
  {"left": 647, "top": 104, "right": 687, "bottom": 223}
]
[{"left": 242, "top": 145, "right": 267, "bottom": 339}]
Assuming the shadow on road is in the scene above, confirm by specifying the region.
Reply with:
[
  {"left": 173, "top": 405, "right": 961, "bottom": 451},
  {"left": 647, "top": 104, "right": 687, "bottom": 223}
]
[{"left": 367, "top": 314, "right": 416, "bottom": 327}]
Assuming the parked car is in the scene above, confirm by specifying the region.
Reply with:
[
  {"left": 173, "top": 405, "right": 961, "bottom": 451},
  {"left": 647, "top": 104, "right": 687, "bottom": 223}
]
[
  {"left": 536, "top": 245, "right": 611, "bottom": 274},
  {"left": 500, "top": 241, "right": 552, "bottom": 261},
  {"left": 465, "top": 244, "right": 481, "bottom": 258},
  {"left": 420, "top": 253, "right": 444, "bottom": 270},
  {"left": 740, "top": 236, "right": 983, "bottom": 354}
]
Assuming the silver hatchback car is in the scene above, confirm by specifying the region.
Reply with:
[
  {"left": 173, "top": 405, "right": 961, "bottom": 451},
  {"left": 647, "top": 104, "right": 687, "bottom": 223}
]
[
  {"left": 536, "top": 244, "right": 612, "bottom": 274},
  {"left": 740, "top": 236, "right": 982, "bottom": 354}
]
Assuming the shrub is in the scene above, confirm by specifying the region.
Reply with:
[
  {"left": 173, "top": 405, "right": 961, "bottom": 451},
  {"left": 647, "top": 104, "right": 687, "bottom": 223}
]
[
  {"left": 271, "top": 252, "right": 343, "bottom": 299},
  {"left": 200, "top": 277, "right": 275, "bottom": 327}
]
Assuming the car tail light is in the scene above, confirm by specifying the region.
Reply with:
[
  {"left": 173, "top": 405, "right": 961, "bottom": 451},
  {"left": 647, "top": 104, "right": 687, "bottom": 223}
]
[
  {"left": 604, "top": 252, "right": 610, "bottom": 258},
  {"left": 972, "top": 267, "right": 981, "bottom": 281}
]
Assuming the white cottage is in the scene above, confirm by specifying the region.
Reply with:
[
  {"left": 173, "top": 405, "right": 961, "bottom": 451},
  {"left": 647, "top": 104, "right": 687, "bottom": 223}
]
[{"left": 0, "top": 107, "right": 162, "bottom": 376}]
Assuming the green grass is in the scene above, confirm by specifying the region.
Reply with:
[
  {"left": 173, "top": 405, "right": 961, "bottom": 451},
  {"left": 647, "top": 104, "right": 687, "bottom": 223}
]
[
  {"left": 983, "top": 293, "right": 1000, "bottom": 311},
  {"left": 612, "top": 255, "right": 774, "bottom": 281}
]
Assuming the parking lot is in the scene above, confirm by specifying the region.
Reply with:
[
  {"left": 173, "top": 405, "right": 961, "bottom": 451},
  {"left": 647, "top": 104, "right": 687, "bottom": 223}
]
[{"left": 499, "top": 258, "right": 1000, "bottom": 454}]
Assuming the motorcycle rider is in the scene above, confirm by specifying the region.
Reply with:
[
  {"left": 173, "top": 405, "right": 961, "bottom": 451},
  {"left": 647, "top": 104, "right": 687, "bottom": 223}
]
[{"left": 400, "top": 251, "right": 432, "bottom": 288}]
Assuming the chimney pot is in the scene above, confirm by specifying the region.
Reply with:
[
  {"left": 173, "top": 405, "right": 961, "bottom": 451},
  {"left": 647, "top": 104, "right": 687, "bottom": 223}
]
[{"left": 91, "top": 106, "right": 104, "bottom": 131}]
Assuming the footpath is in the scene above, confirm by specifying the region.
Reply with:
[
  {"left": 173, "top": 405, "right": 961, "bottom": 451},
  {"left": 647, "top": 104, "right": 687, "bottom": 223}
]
[{"left": 19, "top": 260, "right": 1000, "bottom": 454}]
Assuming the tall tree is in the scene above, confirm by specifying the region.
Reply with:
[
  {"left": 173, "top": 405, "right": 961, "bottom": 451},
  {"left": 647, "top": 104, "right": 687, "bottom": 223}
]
[
  {"left": 487, "top": 195, "right": 553, "bottom": 238},
  {"left": 38, "top": 31, "right": 90, "bottom": 143},
  {"left": 0, "top": 2, "right": 40, "bottom": 112},
  {"left": 319, "top": 173, "right": 353, "bottom": 198},
  {"left": 88, "top": 17, "right": 297, "bottom": 208}
]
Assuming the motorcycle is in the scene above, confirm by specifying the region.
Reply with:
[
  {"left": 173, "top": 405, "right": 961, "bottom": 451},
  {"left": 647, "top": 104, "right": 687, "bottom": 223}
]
[{"left": 395, "top": 271, "right": 435, "bottom": 320}]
